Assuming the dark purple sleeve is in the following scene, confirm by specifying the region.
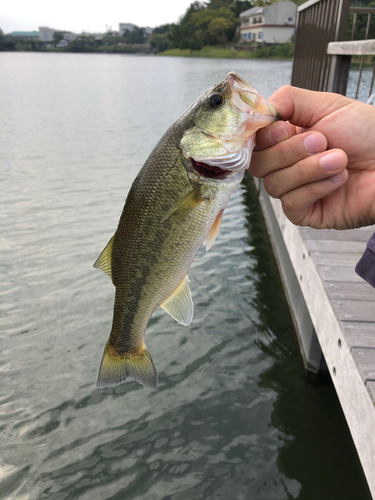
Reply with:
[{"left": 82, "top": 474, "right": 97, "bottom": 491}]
[{"left": 355, "top": 233, "right": 375, "bottom": 288}]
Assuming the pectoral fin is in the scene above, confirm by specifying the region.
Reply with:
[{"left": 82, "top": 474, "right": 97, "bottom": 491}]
[
  {"left": 93, "top": 235, "right": 115, "bottom": 281},
  {"left": 160, "top": 275, "right": 194, "bottom": 326},
  {"left": 161, "top": 186, "right": 207, "bottom": 223},
  {"left": 206, "top": 210, "right": 224, "bottom": 251}
]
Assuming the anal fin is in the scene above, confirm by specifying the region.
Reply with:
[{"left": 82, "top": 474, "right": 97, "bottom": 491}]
[
  {"left": 93, "top": 235, "right": 115, "bottom": 281},
  {"left": 206, "top": 210, "right": 224, "bottom": 251},
  {"left": 160, "top": 275, "right": 194, "bottom": 326}
]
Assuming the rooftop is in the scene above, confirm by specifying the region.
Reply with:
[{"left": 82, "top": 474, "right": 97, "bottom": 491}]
[
  {"left": 10, "top": 31, "right": 39, "bottom": 37},
  {"left": 240, "top": 7, "right": 265, "bottom": 17}
]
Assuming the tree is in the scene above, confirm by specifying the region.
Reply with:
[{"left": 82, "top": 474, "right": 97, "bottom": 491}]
[
  {"left": 149, "top": 33, "right": 171, "bottom": 52},
  {"left": 68, "top": 35, "right": 100, "bottom": 52},
  {"left": 122, "top": 26, "right": 146, "bottom": 44},
  {"left": 348, "top": 4, "right": 375, "bottom": 41},
  {"left": 169, "top": 3, "right": 238, "bottom": 49},
  {"left": 206, "top": 0, "right": 253, "bottom": 16},
  {"left": 53, "top": 31, "right": 65, "bottom": 44},
  {"left": 152, "top": 24, "right": 173, "bottom": 35},
  {"left": 0, "top": 30, "right": 17, "bottom": 51}
]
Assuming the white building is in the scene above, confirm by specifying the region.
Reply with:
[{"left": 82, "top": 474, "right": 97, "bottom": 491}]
[
  {"left": 39, "top": 26, "right": 55, "bottom": 42},
  {"left": 119, "top": 23, "right": 135, "bottom": 36},
  {"left": 239, "top": 2, "right": 296, "bottom": 44},
  {"left": 119, "top": 23, "right": 152, "bottom": 36},
  {"left": 57, "top": 39, "right": 69, "bottom": 48},
  {"left": 63, "top": 33, "right": 78, "bottom": 42}
]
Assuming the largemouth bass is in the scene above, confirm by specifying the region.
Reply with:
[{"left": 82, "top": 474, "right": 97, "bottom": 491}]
[{"left": 94, "top": 72, "right": 278, "bottom": 389}]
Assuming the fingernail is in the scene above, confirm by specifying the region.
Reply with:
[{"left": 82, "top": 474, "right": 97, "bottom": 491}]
[
  {"left": 305, "top": 134, "right": 325, "bottom": 154},
  {"left": 268, "top": 125, "right": 288, "bottom": 144},
  {"left": 330, "top": 170, "right": 346, "bottom": 183},
  {"left": 320, "top": 152, "right": 344, "bottom": 171}
]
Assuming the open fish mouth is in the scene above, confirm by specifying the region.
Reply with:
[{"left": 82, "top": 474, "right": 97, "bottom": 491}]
[
  {"left": 191, "top": 158, "right": 231, "bottom": 180},
  {"left": 188, "top": 135, "right": 256, "bottom": 181}
]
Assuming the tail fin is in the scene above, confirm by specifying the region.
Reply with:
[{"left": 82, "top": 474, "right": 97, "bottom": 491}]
[{"left": 96, "top": 342, "right": 158, "bottom": 389}]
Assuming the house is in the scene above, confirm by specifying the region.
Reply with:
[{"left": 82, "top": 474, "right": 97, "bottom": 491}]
[
  {"left": 239, "top": 1, "right": 296, "bottom": 44},
  {"left": 56, "top": 39, "right": 69, "bottom": 48},
  {"left": 9, "top": 31, "right": 39, "bottom": 41}
]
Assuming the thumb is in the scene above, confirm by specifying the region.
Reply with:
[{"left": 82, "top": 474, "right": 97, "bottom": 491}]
[{"left": 268, "top": 85, "right": 351, "bottom": 129}]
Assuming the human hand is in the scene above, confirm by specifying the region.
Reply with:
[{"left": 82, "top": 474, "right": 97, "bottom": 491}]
[{"left": 249, "top": 85, "right": 375, "bottom": 230}]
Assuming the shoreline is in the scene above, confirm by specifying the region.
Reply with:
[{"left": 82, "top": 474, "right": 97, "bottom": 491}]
[{"left": 0, "top": 43, "right": 295, "bottom": 61}]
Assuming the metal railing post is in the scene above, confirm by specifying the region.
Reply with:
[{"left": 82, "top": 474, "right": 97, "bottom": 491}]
[{"left": 326, "top": 0, "right": 351, "bottom": 93}]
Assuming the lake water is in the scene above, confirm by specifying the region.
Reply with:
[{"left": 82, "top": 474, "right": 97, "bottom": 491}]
[{"left": 0, "top": 53, "right": 371, "bottom": 500}]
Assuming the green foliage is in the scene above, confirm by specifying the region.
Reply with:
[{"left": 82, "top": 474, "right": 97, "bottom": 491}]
[
  {"left": 149, "top": 33, "right": 171, "bottom": 52},
  {"left": 152, "top": 24, "right": 173, "bottom": 35},
  {"left": 100, "top": 44, "right": 138, "bottom": 53},
  {"left": 347, "top": 8, "right": 375, "bottom": 41},
  {"left": 228, "top": 0, "right": 254, "bottom": 17},
  {"left": 122, "top": 26, "right": 146, "bottom": 44},
  {"left": 159, "top": 48, "right": 192, "bottom": 57},
  {"left": 206, "top": 0, "right": 253, "bottom": 15},
  {"left": 159, "top": 42, "right": 293, "bottom": 59},
  {"left": 53, "top": 31, "right": 65, "bottom": 43},
  {"left": 9, "top": 39, "right": 46, "bottom": 51},
  {"left": 193, "top": 45, "right": 238, "bottom": 57},
  {"left": 252, "top": 42, "right": 294, "bottom": 58},
  {"left": 0, "top": 30, "right": 32, "bottom": 51},
  {"left": 68, "top": 35, "right": 100, "bottom": 52},
  {"left": 169, "top": 4, "right": 238, "bottom": 50},
  {"left": 101, "top": 35, "right": 126, "bottom": 44}
]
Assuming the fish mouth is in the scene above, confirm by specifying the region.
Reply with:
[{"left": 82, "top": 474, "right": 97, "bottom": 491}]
[{"left": 190, "top": 158, "right": 231, "bottom": 180}]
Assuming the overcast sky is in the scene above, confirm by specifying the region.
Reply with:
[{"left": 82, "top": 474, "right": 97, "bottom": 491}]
[{"left": 0, "top": 0, "right": 194, "bottom": 34}]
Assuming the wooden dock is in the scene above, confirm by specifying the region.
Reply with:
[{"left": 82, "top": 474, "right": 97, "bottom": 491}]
[{"left": 256, "top": 179, "right": 375, "bottom": 497}]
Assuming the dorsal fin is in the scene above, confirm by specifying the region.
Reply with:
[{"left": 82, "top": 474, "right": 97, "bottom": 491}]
[
  {"left": 93, "top": 235, "right": 115, "bottom": 281},
  {"left": 206, "top": 210, "right": 224, "bottom": 251},
  {"left": 159, "top": 275, "right": 194, "bottom": 326}
]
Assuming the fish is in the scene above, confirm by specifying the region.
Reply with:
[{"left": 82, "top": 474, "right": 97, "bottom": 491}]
[{"left": 94, "top": 71, "right": 278, "bottom": 389}]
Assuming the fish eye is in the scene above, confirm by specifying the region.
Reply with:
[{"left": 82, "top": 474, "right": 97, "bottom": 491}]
[{"left": 208, "top": 93, "right": 225, "bottom": 108}]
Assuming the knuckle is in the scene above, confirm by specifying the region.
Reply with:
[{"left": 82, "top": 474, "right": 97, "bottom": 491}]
[
  {"left": 280, "top": 193, "right": 296, "bottom": 213},
  {"left": 296, "top": 160, "right": 309, "bottom": 183},
  {"left": 275, "top": 140, "right": 291, "bottom": 166},
  {"left": 263, "top": 173, "right": 281, "bottom": 198},
  {"left": 273, "top": 84, "right": 292, "bottom": 98}
]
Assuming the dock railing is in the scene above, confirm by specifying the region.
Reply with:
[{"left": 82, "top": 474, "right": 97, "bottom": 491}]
[{"left": 292, "top": 0, "right": 375, "bottom": 99}]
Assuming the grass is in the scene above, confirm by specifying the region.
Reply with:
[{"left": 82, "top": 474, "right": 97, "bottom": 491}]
[{"left": 158, "top": 44, "right": 294, "bottom": 60}]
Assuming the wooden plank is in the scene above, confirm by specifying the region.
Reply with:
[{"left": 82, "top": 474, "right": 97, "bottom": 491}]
[
  {"left": 352, "top": 348, "right": 375, "bottom": 382},
  {"left": 309, "top": 251, "right": 360, "bottom": 267},
  {"left": 317, "top": 265, "right": 363, "bottom": 282},
  {"left": 332, "top": 300, "right": 375, "bottom": 322},
  {"left": 304, "top": 239, "right": 366, "bottom": 254},
  {"left": 342, "top": 322, "right": 375, "bottom": 349},
  {"left": 328, "top": 39, "right": 375, "bottom": 56},
  {"left": 326, "top": 282, "right": 375, "bottom": 301},
  {"left": 299, "top": 226, "right": 375, "bottom": 242},
  {"left": 366, "top": 381, "right": 375, "bottom": 407}
]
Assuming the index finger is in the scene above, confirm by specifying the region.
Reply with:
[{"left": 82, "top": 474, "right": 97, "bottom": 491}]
[{"left": 255, "top": 120, "right": 296, "bottom": 151}]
